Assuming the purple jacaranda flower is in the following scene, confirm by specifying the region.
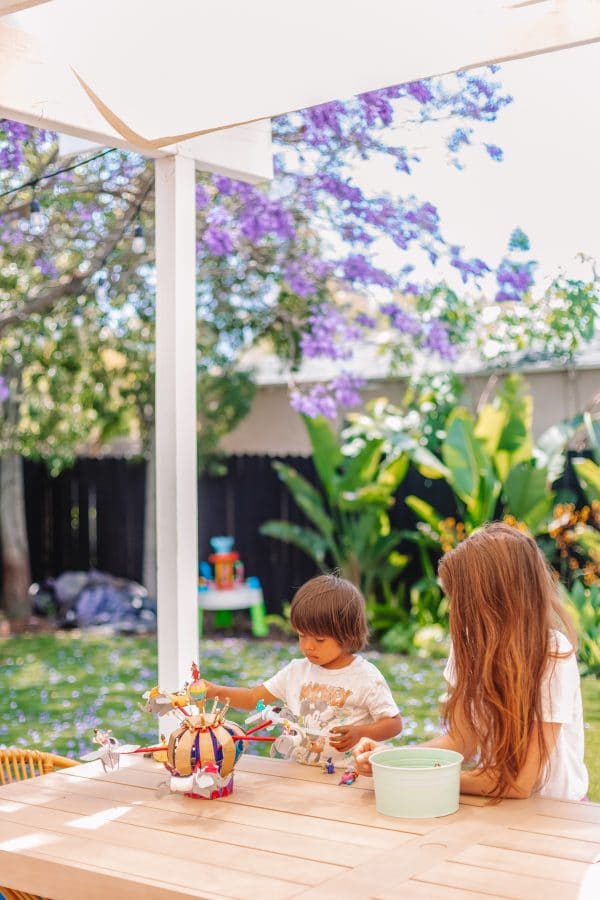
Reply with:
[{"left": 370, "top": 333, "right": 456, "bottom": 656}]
[
  {"left": 341, "top": 254, "right": 394, "bottom": 288},
  {"left": 302, "top": 101, "right": 346, "bottom": 143},
  {"left": 290, "top": 374, "right": 364, "bottom": 419},
  {"left": 355, "top": 313, "right": 376, "bottom": 329},
  {"left": 360, "top": 91, "right": 394, "bottom": 127},
  {"left": 404, "top": 202, "right": 440, "bottom": 234},
  {"left": 318, "top": 174, "right": 363, "bottom": 204},
  {"left": 381, "top": 303, "right": 422, "bottom": 337},
  {"left": 300, "top": 304, "right": 361, "bottom": 360},
  {"left": 0, "top": 376, "right": 9, "bottom": 402},
  {"left": 331, "top": 373, "right": 365, "bottom": 407},
  {"left": 341, "top": 224, "right": 374, "bottom": 245},
  {"left": 285, "top": 261, "right": 316, "bottom": 298},
  {"left": 34, "top": 257, "right": 58, "bottom": 278},
  {"left": 240, "top": 197, "right": 294, "bottom": 242},
  {"left": 405, "top": 81, "right": 434, "bottom": 104},
  {"left": 485, "top": 144, "right": 503, "bottom": 162},
  {"left": 422, "top": 320, "right": 457, "bottom": 360},
  {"left": 196, "top": 184, "right": 210, "bottom": 209},
  {"left": 290, "top": 384, "right": 338, "bottom": 420},
  {"left": 212, "top": 175, "right": 235, "bottom": 195},
  {"left": 495, "top": 260, "right": 536, "bottom": 301},
  {"left": 203, "top": 227, "right": 235, "bottom": 256},
  {"left": 449, "top": 248, "right": 490, "bottom": 284}
]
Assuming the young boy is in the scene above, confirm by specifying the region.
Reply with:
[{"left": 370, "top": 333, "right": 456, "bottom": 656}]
[{"left": 204, "top": 574, "right": 402, "bottom": 767}]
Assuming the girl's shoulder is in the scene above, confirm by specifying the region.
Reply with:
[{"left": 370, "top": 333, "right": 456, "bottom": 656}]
[{"left": 548, "top": 629, "right": 575, "bottom": 656}]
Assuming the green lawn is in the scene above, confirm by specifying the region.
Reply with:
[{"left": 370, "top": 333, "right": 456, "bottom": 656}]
[{"left": 0, "top": 633, "right": 598, "bottom": 800}]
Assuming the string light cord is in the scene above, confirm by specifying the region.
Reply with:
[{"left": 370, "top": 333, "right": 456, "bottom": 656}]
[{"left": 0, "top": 147, "right": 118, "bottom": 203}]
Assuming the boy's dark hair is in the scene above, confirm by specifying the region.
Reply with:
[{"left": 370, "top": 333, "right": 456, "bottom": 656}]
[{"left": 290, "top": 574, "right": 369, "bottom": 652}]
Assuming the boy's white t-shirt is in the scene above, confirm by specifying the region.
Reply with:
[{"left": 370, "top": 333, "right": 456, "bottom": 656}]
[
  {"left": 263, "top": 655, "right": 399, "bottom": 767},
  {"left": 444, "top": 630, "right": 588, "bottom": 801}
]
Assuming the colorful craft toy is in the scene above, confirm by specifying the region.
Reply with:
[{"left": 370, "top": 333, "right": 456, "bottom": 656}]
[
  {"left": 84, "top": 669, "right": 362, "bottom": 800},
  {"left": 83, "top": 663, "right": 276, "bottom": 800}
]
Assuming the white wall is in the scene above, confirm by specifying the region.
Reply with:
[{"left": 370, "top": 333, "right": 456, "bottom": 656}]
[{"left": 221, "top": 367, "right": 600, "bottom": 457}]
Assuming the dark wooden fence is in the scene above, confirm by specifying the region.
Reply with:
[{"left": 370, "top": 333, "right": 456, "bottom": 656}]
[
  {"left": 21, "top": 456, "right": 324, "bottom": 614},
  {"left": 16, "top": 451, "right": 588, "bottom": 615}
]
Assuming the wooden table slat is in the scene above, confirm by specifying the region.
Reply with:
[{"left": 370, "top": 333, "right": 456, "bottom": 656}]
[
  {"left": 413, "top": 860, "right": 580, "bottom": 900},
  {"left": 0, "top": 754, "right": 597, "bottom": 900}
]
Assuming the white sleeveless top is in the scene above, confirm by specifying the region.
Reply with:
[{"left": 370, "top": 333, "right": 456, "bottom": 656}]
[{"left": 444, "top": 630, "right": 588, "bottom": 801}]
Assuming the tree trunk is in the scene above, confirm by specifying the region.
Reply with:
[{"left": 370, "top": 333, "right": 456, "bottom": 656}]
[
  {"left": 0, "top": 452, "right": 32, "bottom": 623},
  {"left": 142, "top": 435, "right": 157, "bottom": 599}
]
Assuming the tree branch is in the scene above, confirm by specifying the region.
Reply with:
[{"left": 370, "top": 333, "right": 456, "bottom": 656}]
[{"left": 0, "top": 176, "right": 154, "bottom": 336}]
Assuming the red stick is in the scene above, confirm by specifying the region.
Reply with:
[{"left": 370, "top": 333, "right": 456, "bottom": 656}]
[
  {"left": 130, "top": 746, "right": 168, "bottom": 754},
  {"left": 232, "top": 735, "right": 276, "bottom": 742},
  {"left": 244, "top": 719, "right": 273, "bottom": 736}
]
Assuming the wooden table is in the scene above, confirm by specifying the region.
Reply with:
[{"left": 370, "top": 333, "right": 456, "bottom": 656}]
[{"left": 0, "top": 754, "right": 598, "bottom": 899}]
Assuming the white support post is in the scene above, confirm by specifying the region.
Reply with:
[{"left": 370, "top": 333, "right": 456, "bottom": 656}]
[{"left": 154, "top": 155, "right": 198, "bottom": 709}]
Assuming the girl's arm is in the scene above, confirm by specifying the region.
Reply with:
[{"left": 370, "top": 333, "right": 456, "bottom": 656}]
[
  {"left": 204, "top": 681, "right": 278, "bottom": 711},
  {"left": 460, "top": 721, "right": 561, "bottom": 799}
]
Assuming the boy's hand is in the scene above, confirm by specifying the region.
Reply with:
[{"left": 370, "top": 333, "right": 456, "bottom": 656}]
[{"left": 329, "top": 725, "right": 362, "bottom": 752}]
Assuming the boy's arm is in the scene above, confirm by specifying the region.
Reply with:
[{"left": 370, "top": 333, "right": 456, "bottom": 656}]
[
  {"left": 204, "top": 681, "right": 278, "bottom": 711},
  {"left": 330, "top": 715, "right": 402, "bottom": 752},
  {"left": 360, "top": 715, "right": 403, "bottom": 742}
]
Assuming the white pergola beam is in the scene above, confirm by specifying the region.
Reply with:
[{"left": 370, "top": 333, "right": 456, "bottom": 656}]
[
  {"left": 0, "top": 0, "right": 50, "bottom": 13},
  {"left": 154, "top": 155, "right": 199, "bottom": 696}
]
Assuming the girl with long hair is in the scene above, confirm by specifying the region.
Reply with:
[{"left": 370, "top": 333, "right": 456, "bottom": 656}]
[{"left": 354, "top": 522, "right": 588, "bottom": 800}]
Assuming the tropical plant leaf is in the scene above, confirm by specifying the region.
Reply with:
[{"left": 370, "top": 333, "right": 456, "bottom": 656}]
[
  {"left": 442, "top": 409, "right": 497, "bottom": 514},
  {"left": 338, "top": 439, "right": 384, "bottom": 491},
  {"left": 405, "top": 496, "right": 443, "bottom": 531},
  {"left": 409, "top": 445, "right": 450, "bottom": 480},
  {"left": 259, "top": 520, "right": 329, "bottom": 567},
  {"left": 272, "top": 462, "right": 335, "bottom": 538},
  {"left": 303, "top": 416, "right": 343, "bottom": 501},
  {"left": 377, "top": 452, "right": 409, "bottom": 490},
  {"left": 535, "top": 413, "right": 583, "bottom": 485},
  {"left": 573, "top": 457, "right": 600, "bottom": 503},
  {"left": 503, "top": 462, "right": 554, "bottom": 532}
]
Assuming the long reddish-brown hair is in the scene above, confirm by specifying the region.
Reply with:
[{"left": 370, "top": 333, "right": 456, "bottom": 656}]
[{"left": 438, "top": 522, "right": 577, "bottom": 798}]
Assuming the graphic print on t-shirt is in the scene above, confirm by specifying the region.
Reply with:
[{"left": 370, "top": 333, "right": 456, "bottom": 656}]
[{"left": 276, "top": 680, "right": 353, "bottom": 766}]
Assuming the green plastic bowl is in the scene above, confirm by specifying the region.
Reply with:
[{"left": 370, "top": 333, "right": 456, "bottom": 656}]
[{"left": 370, "top": 746, "right": 463, "bottom": 819}]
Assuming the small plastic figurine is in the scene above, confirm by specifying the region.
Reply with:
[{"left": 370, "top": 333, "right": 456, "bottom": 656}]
[
  {"left": 322, "top": 757, "right": 335, "bottom": 775},
  {"left": 338, "top": 768, "right": 359, "bottom": 786}
]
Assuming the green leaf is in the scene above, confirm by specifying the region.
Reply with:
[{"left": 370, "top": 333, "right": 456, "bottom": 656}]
[
  {"left": 259, "top": 520, "right": 328, "bottom": 567},
  {"left": 535, "top": 413, "right": 583, "bottom": 484},
  {"left": 410, "top": 445, "right": 450, "bottom": 480},
  {"left": 442, "top": 409, "right": 497, "bottom": 514},
  {"left": 377, "top": 452, "right": 409, "bottom": 491},
  {"left": 503, "top": 462, "right": 554, "bottom": 532},
  {"left": 303, "top": 416, "right": 343, "bottom": 501},
  {"left": 573, "top": 457, "right": 600, "bottom": 503},
  {"left": 338, "top": 439, "right": 384, "bottom": 491},
  {"left": 272, "top": 462, "right": 334, "bottom": 538},
  {"left": 405, "top": 496, "right": 443, "bottom": 531},
  {"left": 339, "top": 484, "right": 395, "bottom": 510}
]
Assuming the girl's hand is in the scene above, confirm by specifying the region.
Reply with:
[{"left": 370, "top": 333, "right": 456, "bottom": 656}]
[
  {"left": 351, "top": 737, "right": 385, "bottom": 776},
  {"left": 329, "top": 725, "right": 362, "bottom": 752}
]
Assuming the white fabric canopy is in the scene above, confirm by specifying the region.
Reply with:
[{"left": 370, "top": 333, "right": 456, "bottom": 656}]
[{"left": 3, "top": 0, "right": 600, "bottom": 153}]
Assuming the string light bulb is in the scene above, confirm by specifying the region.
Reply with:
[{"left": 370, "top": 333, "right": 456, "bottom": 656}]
[
  {"left": 95, "top": 275, "right": 109, "bottom": 303},
  {"left": 30, "top": 197, "right": 44, "bottom": 231},
  {"left": 132, "top": 222, "right": 146, "bottom": 255}
]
